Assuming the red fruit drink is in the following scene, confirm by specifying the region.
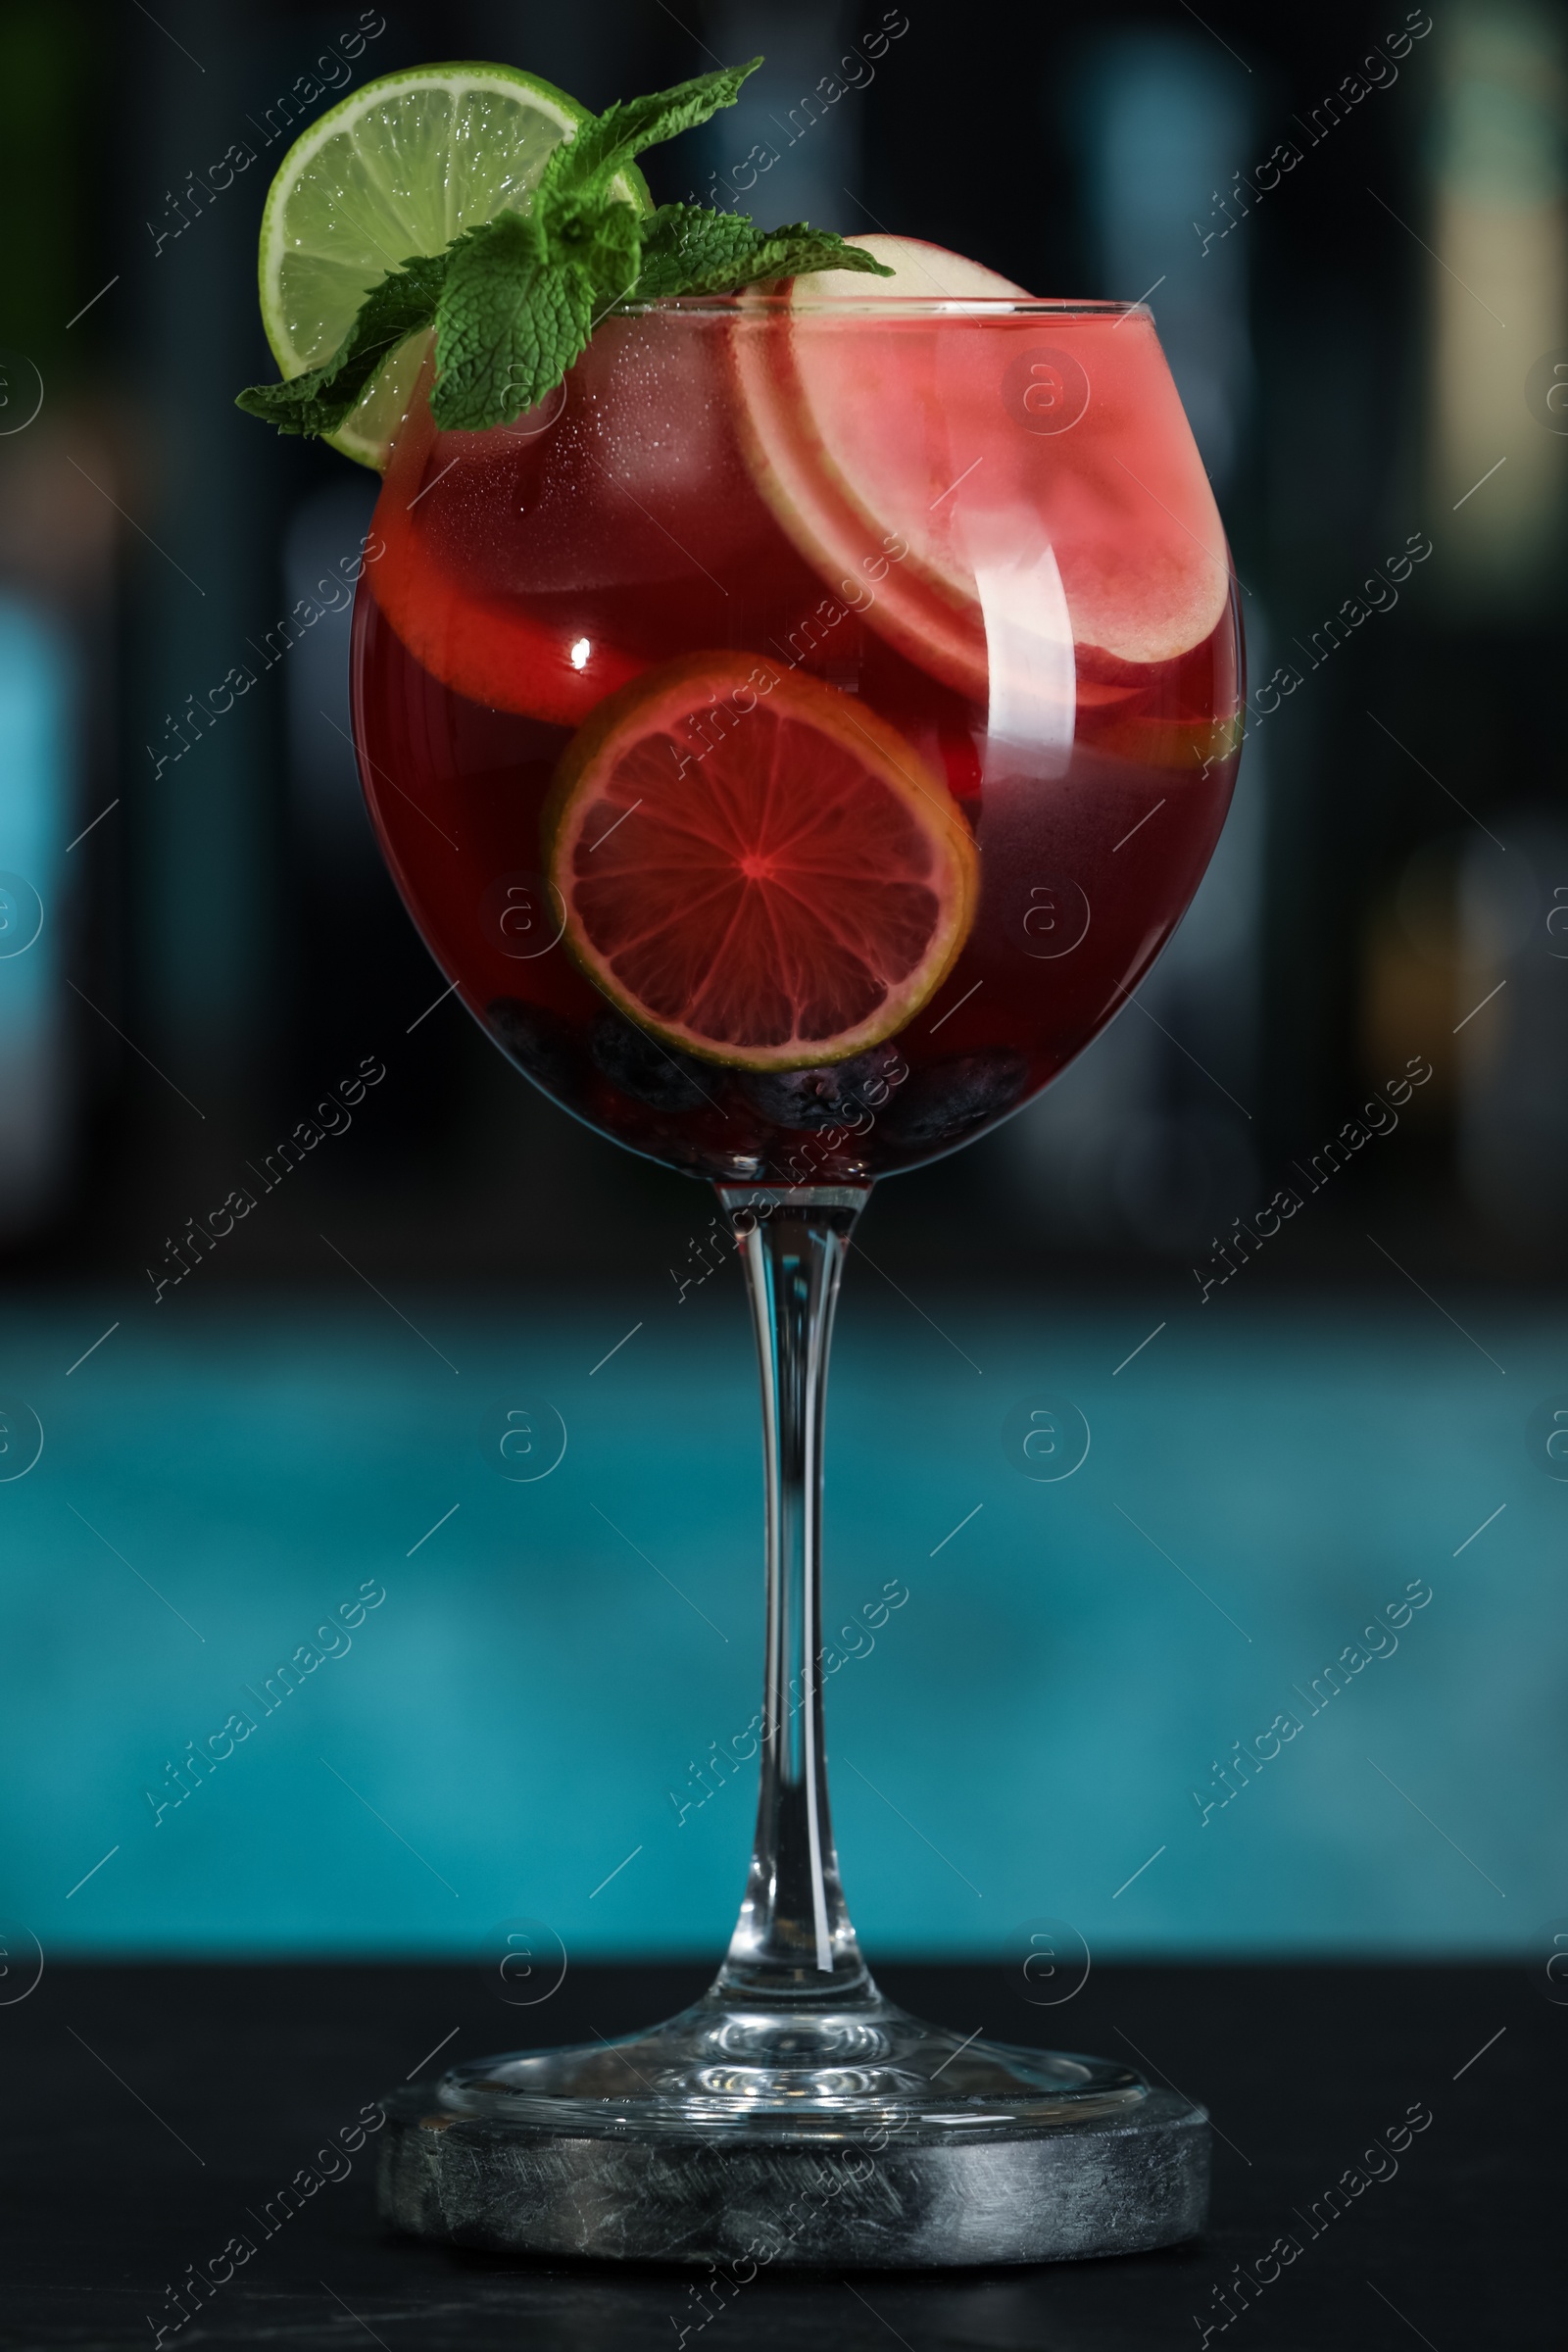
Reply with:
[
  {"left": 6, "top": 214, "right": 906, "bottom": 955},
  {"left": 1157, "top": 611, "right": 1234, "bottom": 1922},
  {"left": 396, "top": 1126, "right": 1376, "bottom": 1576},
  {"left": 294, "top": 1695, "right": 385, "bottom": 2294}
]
[{"left": 350, "top": 286, "right": 1242, "bottom": 1183}]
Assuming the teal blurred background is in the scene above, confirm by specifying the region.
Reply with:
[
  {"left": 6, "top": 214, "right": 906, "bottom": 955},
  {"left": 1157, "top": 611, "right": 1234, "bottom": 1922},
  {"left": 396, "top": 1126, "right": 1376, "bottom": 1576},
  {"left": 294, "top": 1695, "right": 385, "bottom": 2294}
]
[
  {"left": 6, "top": 1283, "right": 1559, "bottom": 1957},
  {"left": 1, "top": 0, "right": 1566, "bottom": 1963}
]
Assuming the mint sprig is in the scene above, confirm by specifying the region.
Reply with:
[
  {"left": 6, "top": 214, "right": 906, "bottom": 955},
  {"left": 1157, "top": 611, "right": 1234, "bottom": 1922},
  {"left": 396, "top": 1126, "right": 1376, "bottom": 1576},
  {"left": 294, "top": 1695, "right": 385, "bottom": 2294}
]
[
  {"left": 431, "top": 209, "right": 601, "bottom": 432},
  {"left": 236, "top": 59, "right": 893, "bottom": 445},
  {"left": 546, "top": 60, "right": 763, "bottom": 195},
  {"left": 634, "top": 205, "right": 884, "bottom": 301},
  {"left": 235, "top": 250, "right": 449, "bottom": 441}
]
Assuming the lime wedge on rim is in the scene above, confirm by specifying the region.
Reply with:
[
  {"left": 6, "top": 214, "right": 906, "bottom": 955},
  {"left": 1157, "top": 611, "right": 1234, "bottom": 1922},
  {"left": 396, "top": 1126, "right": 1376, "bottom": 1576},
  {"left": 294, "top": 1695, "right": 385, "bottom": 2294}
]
[{"left": 258, "top": 62, "right": 649, "bottom": 468}]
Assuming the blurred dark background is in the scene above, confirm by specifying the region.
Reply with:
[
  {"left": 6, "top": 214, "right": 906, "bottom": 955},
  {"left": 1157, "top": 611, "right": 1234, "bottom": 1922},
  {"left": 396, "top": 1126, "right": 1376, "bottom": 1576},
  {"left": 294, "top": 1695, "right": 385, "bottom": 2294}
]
[
  {"left": 1, "top": 1, "right": 1563, "bottom": 1967},
  {"left": 3, "top": 0, "right": 1564, "bottom": 1291}
]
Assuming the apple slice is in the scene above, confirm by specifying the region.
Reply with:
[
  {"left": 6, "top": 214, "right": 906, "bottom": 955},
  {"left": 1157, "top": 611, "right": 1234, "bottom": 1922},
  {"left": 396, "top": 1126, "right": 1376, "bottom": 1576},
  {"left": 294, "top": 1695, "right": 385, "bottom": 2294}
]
[
  {"left": 732, "top": 234, "right": 1232, "bottom": 704},
  {"left": 787, "top": 231, "right": 1029, "bottom": 304}
]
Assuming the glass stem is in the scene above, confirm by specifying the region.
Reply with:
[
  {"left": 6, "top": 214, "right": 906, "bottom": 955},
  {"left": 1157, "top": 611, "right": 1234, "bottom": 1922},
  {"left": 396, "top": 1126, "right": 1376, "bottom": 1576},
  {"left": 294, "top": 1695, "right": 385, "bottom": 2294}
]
[{"left": 714, "top": 1184, "right": 871, "bottom": 2003}]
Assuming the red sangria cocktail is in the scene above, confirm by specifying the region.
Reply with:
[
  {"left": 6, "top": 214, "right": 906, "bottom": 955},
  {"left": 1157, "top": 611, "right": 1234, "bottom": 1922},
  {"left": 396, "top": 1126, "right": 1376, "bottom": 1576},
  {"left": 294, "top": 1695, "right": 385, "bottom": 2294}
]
[
  {"left": 352, "top": 245, "right": 1239, "bottom": 1180},
  {"left": 241, "top": 55, "right": 1239, "bottom": 2269}
]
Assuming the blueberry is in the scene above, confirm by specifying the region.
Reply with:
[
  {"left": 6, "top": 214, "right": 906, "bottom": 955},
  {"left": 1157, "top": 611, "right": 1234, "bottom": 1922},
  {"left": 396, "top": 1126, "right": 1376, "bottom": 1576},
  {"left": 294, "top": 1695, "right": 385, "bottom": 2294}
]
[
  {"left": 590, "top": 1010, "right": 714, "bottom": 1111},
  {"left": 742, "top": 1041, "right": 908, "bottom": 1130},
  {"left": 882, "top": 1051, "right": 1029, "bottom": 1145},
  {"left": 485, "top": 998, "right": 580, "bottom": 1092}
]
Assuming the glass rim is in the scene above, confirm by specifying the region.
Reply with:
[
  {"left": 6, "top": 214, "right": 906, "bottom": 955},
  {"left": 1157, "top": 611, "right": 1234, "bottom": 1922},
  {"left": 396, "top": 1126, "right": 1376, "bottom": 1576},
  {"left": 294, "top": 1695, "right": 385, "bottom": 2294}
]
[{"left": 617, "top": 294, "right": 1151, "bottom": 318}]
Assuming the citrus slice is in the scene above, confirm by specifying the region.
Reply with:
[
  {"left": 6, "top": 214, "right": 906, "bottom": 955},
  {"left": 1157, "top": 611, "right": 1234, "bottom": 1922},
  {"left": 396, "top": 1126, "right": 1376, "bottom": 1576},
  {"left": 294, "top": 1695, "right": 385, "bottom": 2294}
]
[
  {"left": 258, "top": 63, "right": 648, "bottom": 468},
  {"left": 369, "top": 362, "right": 647, "bottom": 724},
  {"left": 544, "top": 655, "right": 977, "bottom": 1070},
  {"left": 732, "top": 233, "right": 1232, "bottom": 696}
]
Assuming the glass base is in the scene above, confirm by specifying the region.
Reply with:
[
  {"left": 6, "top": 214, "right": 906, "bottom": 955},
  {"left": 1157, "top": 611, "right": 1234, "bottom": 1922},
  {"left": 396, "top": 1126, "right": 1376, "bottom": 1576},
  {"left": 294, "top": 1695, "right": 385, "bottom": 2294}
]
[
  {"left": 377, "top": 1978, "right": 1209, "bottom": 2267},
  {"left": 376, "top": 1194, "right": 1208, "bottom": 2265}
]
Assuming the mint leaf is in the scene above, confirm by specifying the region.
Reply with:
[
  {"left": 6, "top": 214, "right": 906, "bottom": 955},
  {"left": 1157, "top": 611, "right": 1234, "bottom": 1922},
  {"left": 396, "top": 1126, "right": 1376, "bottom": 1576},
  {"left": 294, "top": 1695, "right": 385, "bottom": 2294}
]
[
  {"left": 536, "top": 173, "right": 645, "bottom": 309},
  {"left": 236, "top": 251, "right": 447, "bottom": 436},
  {"left": 743, "top": 226, "right": 897, "bottom": 286},
  {"left": 633, "top": 204, "right": 771, "bottom": 299},
  {"left": 551, "top": 60, "right": 760, "bottom": 196},
  {"left": 431, "top": 210, "right": 597, "bottom": 429},
  {"left": 633, "top": 205, "right": 896, "bottom": 299},
  {"left": 236, "top": 57, "right": 900, "bottom": 448}
]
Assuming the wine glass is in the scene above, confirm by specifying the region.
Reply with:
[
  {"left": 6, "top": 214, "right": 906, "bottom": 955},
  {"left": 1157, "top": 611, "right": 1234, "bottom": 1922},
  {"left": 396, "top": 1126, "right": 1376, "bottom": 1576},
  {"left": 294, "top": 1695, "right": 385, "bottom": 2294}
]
[{"left": 353, "top": 286, "right": 1241, "bottom": 2268}]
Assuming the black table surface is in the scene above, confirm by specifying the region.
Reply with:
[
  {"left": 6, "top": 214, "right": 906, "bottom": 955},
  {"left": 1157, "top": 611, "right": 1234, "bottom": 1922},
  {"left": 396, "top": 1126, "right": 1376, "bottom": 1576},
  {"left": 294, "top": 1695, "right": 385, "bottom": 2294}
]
[{"left": 2, "top": 1960, "right": 1556, "bottom": 2349}]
